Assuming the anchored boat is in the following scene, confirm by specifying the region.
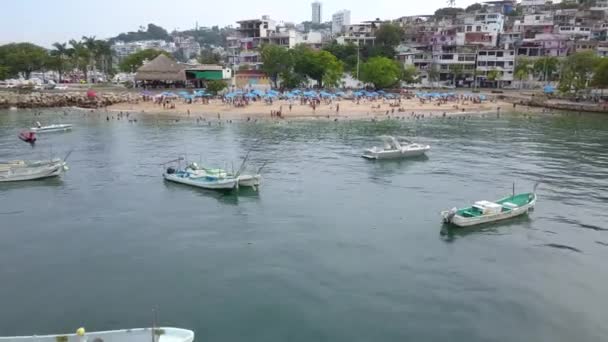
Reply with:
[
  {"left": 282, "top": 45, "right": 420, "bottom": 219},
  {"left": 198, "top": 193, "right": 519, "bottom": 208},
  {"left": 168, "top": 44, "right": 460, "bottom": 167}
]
[
  {"left": 30, "top": 124, "right": 73, "bottom": 133},
  {"left": 362, "top": 136, "right": 430, "bottom": 160},
  {"left": 18, "top": 131, "right": 36, "bottom": 143},
  {"left": 441, "top": 184, "right": 539, "bottom": 227},
  {"left": 185, "top": 163, "right": 262, "bottom": 189},
  {"left": 0, "top": 158, "right": 69, "bottom": 182},
  {"left": 0, "top": 327, "right": 194, "bottom": 342}
]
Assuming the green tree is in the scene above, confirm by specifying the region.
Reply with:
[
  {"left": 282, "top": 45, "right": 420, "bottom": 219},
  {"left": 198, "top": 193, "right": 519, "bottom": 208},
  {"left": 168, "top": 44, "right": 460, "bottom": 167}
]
[
  {"left": 533, "top": 56, "right": 559, "bottom": 81},
  {"left": 206, "top": 79, "right": 227, "bottom": 94},
  {"left": 450, "top": 64, "right": 464, "bottom": 86},
  {"left": 428, "top": 63, "right": 440, "bottom": 87},
  {"left": 559, "top": 51, "right": 599, "bottom": 93},
  {"left": 359, "top": 56, "right": 402, "bottom": 89},
  {"left": 323, "top": 42, "right": 358, "bottom": 72},
  {"left": 198, "top": 49, "right": 222, "bottom": 64},
  {"left": 401, "top": 65, "right": 419, "bottom": 84},
  {"left": 119, "top": 49, "right": 173, "bottom": 73},
  {"left": 591, "top": 58, "right": 608, "bottom": 89},
  {"left": 260, "top": 45, "right": 293, "bottom": 88},
  {"left": 0, "top": 43, "right": 49, "bottom": 79},
  {"left": 49, "top": 42, "right": 71, "bottom": 82},
  {"left": 375, "top": 24, "right": 403, "bottom": 48},
  {"left": 293, "top": 46, "right": 343, "bottom": 87},
  {"left": 486, "top": 69, "right": 502, "bottom": 88},
  {"left": 465, "top": 3, "right": 483, "bottom": 12}
]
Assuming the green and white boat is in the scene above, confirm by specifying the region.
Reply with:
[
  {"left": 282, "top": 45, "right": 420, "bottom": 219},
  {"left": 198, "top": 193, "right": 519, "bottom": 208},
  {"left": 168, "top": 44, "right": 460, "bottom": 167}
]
[{"left": 441, "top": 184, "right": 538, "bottom": 227}]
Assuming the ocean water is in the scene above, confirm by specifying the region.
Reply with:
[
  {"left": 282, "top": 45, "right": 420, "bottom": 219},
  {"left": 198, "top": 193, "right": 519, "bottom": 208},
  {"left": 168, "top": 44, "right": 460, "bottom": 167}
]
[{"left": 1, "top": 109, "right": 607, "bottom": 342}]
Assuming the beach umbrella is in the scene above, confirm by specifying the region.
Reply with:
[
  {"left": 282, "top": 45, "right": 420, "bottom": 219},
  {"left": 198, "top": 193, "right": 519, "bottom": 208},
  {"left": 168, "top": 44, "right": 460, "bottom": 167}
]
[
  {"left": 291, "top": 89, "right": 302, "bottom": 94},
  {"left": 335, "top": 91, "right": 345, "bottom": 97},
  {"left": 244, "top": 93, "right": 257, "bottom": 98}
]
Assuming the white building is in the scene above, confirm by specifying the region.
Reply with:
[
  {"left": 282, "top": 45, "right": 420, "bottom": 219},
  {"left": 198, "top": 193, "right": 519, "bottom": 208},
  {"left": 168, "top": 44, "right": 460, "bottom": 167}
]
[
  {"left": 111, "top": 40, "right": 176, "bottom": 63},
  {"left": 476, "top": 48, "right": 516, "bottom": 86},
  {"left": 312, "top": 2, "right": 322, "bottom": 24},
  {"left": 520, "top": 0, "right": 546, "bottom": 6},
  {"left": 332, "top": 10, "right": 351, "bottom": 34},
  {"left": 227, "top": 16, "right": 299, "bottom": 69},
  {"left": 337, "top": 22, "right": 381, "bottom": 46}
]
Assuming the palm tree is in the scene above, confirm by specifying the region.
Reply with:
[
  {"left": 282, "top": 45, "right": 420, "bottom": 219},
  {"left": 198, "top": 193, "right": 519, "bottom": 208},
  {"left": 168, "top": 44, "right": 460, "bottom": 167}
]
[
  {"left": 447, "top": 0, "right": 456, "bottom": 7},
  {"left": 69, "top": 39, "right": 90, "bottom": 82},
  {"left": 50, "top": 42, "right": 70, "bottom": 82},
  {"left": 450, "top": 64, "right": 464, "bottom": 87},
  {"left": 82, "top": 36, "right": 98, "bottom": 82}
]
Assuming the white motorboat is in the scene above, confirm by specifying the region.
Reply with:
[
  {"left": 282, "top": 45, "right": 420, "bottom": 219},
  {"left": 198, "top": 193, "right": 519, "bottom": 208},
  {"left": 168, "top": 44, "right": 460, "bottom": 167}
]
[
  {"left": 0, "top": 327, "right": 194, "bottom": 342},
  {"left": 362, "top": 136, "right": 430, "bottom": 160},
  {"left": 30, "top": 124, "right": 73, "bottom": 133},
  {"left": 0, "top": 158, "right": 68, "bottom": 182},
  {"left": 185, "top": 163, "right": 262, "bottom": 189},
  {"left": 164, "top": 166, "right": 239, "bottom": 190}
]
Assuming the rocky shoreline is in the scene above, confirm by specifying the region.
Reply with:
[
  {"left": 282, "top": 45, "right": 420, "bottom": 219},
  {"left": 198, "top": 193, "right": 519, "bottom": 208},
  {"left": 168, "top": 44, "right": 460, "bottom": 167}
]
[{"left": 0, "top": 91, "right": 138, "bottom": 109}]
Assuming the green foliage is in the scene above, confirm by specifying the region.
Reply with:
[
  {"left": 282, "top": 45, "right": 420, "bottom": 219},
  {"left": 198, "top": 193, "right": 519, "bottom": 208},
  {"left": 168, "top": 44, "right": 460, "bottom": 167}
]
[
  {"left": 323, "top": 42, "right": 358, "bottom": 72},
  {"left": 401, "top": 65, "right": 419, "bottom": 84},
  {"left": 119, "top": 49, "right": 173, "bottom": 72},
  {"left": 428, "top": 63, "right": 440, "bottom": 84},
  {"left": 591, "top": 58, "right": 608, "bottom": 89},
  {"left": 450, "top": 64, "right": 464, "bottom": 84},
  {"left": 261, "top": 45, "right": 293, "bottom": 88},
  {"left": 559, "top": 51, "right": 600, "bottom": 93},
  {"left": 375, "top": 24, "right": 403, "bottom": 48},
  {"left": 487, "top": 69, "right": 502, "bottom": 81},
  {"left": 206, "top": 79, "right": 227, "bottom": 94},
  {"left": 293, "top": 45, "right": 343, "bottom": 87},
  {"left": 465, "top": 3, "right": 483, "bottom": 12},
  {"left": 0, "top": 43, "right": 49, "bottom": 79},
  {"left": 111, "top": 24, "right": 170, "bottom": 43},
  {"left": 359, "top": 57, "right": 402, "bottom": 89},
  {"left": 434, "top": 7, "right": 465, "bottom": 18},
  {"left": 198, "top": 49, "right": 222, "bottom": 64},
  {"left": 533, "top": 56, "right": 560, "bottom": 81},
  {"left": 180, "top": 26, "right": 233, "bottom": 47}
]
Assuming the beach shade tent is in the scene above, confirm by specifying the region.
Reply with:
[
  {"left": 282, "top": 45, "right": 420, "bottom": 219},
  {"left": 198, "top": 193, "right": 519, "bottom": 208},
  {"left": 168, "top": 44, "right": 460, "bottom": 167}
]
[
  {"left": 544, "top": 85, "right": 555, "bottom": 94},
  {"left": 134, "top": 54, "right": 187, "bottom": 82},
  {"left": 335, "top": 91, "right": 346, "bottom": 97},
  {"left": 303, "top": 91, "right": 317, "bottom": 97},
  {"left": 251, "top": 90, "right": 266, "bottom": 96},
  {"left": 224, "top": 93, "right": 237, "bottom": 98},
  {"left": 384, "top": 93, "right": 396, "bottom": 99},
  {"left": 319, "top": 91, "right": 333, "bottom": 98},
  {"left": 161, "top": 91, "right": 178, "bottom": 98},
  {"left": 244, "top": 93, "right": 257, "bottom": 99},
  {"left": 377, "top": 90, "right": 386, "bottom": 94},
  {"left": 291, "top": 89, "right": 302, "bottom": 95}
]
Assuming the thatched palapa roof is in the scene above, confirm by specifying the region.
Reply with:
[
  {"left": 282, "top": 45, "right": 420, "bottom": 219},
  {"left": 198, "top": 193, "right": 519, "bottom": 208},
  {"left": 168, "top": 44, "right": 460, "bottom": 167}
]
[{"left": 135, "top": 54, "right": 186, "bottom": 81}]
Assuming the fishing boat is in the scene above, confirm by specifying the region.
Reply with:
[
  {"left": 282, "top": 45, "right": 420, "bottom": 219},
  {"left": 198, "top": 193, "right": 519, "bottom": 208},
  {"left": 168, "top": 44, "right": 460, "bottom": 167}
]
[
  {"left": 441, "top": 184, "right": 539, "bottom": 227},
  {"left": 30, "top": 124, "right": 73, "bottom": 133},
  {"left": 185, "top": 163, "right": 262, "bottom": 189},
  {"left": 18, "top": 131, "right": 36, "bottom": 143},
  {"left": 0, "top": 327, "right": 194, "bottom": 342},
  {"left": 362, "top": 136, "right": 430, "bottom": 160},
  {"left": 163, "top": 166, "right": 239, "bottom": 190},
  {"left": 0, "top": 158, "right": 69, "bottom": 182}
]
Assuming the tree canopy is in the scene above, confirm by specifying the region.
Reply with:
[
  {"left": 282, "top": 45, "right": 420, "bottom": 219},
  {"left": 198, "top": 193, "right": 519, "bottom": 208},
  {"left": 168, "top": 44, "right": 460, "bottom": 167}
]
[
  {"left": 293, "top": 45, "right": 343, "bottom": 87},
  {"left": 359, "top": 56, "right": 402, "bottom": 89},
  {"left": 434, "top": 7, "right": 465, "bottom": 18},
  {"left": 0, "top": 43, "right": 49, "bottom": 79},
  {"left": 591, "top": 58, "right": 608, "bottom": 89},
  {"left": 559, "top": 51, "right": 600, "bottom": 93},
  {"left": 261, "top": 45, "right": 293, "bottom": 88},
  {"left": 206, "top": 79, "right": 228, "bottom": 94},
  {"left": 119, "top": 49, "right": 173, "bottom": 72},
  {"left": 111, "top": 24, "right": 170, "bottom": 43}
]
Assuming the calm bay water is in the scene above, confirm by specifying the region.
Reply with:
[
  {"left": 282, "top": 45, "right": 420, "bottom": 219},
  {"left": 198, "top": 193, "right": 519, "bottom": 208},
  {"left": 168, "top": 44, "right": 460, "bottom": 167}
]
[{"left": 1, "top": 109, "right": 607, "bottom": 341}]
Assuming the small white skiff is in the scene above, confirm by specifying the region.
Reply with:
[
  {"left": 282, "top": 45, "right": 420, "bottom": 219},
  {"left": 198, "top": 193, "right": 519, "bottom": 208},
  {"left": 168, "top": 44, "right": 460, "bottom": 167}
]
[
  {"left": 0, "top": 158, "right": 68, "bottom": 182},
  {"left": 0, "top": 327, "right": 194, "bottom": 342},
  {"left": 362, "top": 136, "right": 430, "bottom": 160},
  {"left": 30, "top": 124, "right": 73, "bottom": 133}
]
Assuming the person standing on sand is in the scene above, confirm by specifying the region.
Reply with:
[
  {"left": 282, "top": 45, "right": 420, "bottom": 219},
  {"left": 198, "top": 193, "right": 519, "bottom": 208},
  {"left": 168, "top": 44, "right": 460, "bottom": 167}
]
[{"left": 336, "top": 103, "right": 340, "bottom": 113}]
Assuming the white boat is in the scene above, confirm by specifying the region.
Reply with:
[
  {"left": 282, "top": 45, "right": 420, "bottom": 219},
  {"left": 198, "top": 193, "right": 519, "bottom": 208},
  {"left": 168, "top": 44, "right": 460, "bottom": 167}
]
[
  {"left": 0, "top": 158, "right": 68, "bottom": 182},
  {"left": 164, "top": 166, "right": 239, "bottom": 190},
  {"left": 30, "top": 124, "right": 73, "bottom": 133},
  {"left": 0, "top": 327, "right": 194, "bottom": 342},
  {"left": 441, "top": 185, "right": 538, "bottom": 227},
  {"left": 185, "top": 163, "right": 262, "bottom": 189},
  {"left": 362, "top": 136, "right": 430, "bottom": 160}
]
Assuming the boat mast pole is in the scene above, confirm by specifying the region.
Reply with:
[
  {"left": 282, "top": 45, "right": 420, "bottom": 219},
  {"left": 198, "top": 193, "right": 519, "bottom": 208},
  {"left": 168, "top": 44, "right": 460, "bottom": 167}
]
[{"left": 512, "top": 183, "right": 515, "bottom": 198}]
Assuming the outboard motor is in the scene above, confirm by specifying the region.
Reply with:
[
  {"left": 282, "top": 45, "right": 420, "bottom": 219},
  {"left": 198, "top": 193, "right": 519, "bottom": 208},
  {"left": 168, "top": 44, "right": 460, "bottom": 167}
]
[
  {"left": 166, "top": 167, "right": 176, "bottom": 175},
  {"left": 443, "top": 208, "right": 458, "bottom": 223}
]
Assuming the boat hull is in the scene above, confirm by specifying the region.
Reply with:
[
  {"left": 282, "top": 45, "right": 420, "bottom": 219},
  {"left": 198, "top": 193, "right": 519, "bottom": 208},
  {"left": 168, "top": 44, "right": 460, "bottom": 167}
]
[
  {"left": 164, "top": 173, "right": 238, "bottom": 190},
  {"left": 0, "top": 327, "right": 194, "bottom": 342},
  {"left": 362, "top": 146, "right": 430, "bottom": 160},
  {"left": 0, "top": 160, "right": 67, "bottom": 182},
  {"left": 30, "top": 124, "right": 73, "bottom": 133},
  {"left": 237, "top": 174, "right": 262, "bottom": 187},
  {"left": 442, "top": 194, "right": 536, "bottom": 227}
]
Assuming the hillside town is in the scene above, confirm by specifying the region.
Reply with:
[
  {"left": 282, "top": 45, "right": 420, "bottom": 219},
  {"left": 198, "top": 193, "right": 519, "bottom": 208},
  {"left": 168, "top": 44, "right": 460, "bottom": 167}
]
[{"left": 1, "top": 0, "right": 608, "bottom": 96}]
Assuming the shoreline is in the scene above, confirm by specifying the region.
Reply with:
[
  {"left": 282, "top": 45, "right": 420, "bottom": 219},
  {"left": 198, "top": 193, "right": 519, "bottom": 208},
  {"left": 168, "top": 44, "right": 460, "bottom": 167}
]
[{"left": 103, "top": 98, "right": 512, "bottom": 121}]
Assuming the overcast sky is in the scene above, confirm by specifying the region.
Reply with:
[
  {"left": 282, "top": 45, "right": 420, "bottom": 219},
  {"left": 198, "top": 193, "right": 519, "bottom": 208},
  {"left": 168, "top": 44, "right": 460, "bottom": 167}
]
[{"left": 0, "top": 0, "right": 482, "bottom": 47}]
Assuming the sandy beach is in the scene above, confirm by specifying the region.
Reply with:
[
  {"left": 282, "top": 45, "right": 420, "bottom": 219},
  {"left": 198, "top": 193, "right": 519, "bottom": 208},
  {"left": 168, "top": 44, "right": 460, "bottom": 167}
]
[{"left": 106, "top": 96, "right": 512, "bottom": 121}]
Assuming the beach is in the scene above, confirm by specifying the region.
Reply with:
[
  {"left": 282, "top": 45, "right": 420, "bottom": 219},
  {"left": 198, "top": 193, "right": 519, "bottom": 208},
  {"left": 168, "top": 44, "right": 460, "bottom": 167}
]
[{"left": 106, "top": 95, "right": 511, "bottom": 120}]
